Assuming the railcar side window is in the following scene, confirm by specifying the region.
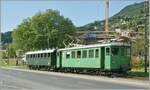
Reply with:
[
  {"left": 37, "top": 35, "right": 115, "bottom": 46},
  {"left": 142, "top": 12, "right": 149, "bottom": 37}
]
[
  {"left": 66, "top": 51, "right": 70, "bottom": 59},
  {"left": 83, "top": 50, "right": 87, "bottom": 58},
  {"left": 89, "top": 50, "right": 94, "bottom": 58},
  {"left": 77, "top": 51, "right": 81, "bottom": 58},
  {"left": 106, "top": 48, "right": 110, "bottom": 56},
  {"left": 72, "top": 51, "right": 75, "bottom": 58},
  {"left": 111, "top": 48, "right": 119, "bottom": 56},
  {"left": 95, "top": 49, "right": 99, "bottom": 58}
]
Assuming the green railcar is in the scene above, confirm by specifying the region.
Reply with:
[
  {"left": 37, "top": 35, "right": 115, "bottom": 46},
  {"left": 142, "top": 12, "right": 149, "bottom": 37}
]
[
  {"left": 57, "top": 42, "right": 131, "bottom": 72},
  {"left": 25, "top": 49, "right": 57, "bottom": 69}
]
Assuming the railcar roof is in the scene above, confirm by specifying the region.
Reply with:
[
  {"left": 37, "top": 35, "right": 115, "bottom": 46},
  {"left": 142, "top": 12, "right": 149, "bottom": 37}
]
[
  {"left": 25, "top": 49, "right": 55, "bottom": 55},
  {"left": 58, "top": 42, "right": 130, "bottom": 51}
]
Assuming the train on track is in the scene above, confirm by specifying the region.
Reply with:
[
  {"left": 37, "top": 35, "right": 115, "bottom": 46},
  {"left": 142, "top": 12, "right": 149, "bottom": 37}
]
[{"left": 25, "top": 42, "right": 131, "bottom": 74}]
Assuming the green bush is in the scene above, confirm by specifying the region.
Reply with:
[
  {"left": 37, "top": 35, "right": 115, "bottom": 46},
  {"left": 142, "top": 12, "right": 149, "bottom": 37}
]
[{"left": 132, "top": 57, "right": 144, "bottom": 70}]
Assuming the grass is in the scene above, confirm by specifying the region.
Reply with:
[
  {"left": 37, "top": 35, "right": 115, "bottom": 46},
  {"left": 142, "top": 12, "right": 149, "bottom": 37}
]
[
  {"left": 0, "top": 59, "right": 23, "bottom": 67},
  {"left": 126, "top": 68, "right": 149, "bottom": 80},
  {"left": 0, "top": 59, "right": 15, "bottom": 67}
]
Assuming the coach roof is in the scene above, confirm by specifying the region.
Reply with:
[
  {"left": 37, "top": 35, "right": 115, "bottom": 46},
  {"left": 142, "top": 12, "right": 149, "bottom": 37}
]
[{"left": 25, "top": 49, "right": 55, "bottom": 55}]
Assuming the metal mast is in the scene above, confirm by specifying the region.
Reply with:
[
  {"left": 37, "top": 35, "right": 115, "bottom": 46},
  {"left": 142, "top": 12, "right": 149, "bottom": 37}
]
[{"left": 105, "top": 0, "right": 109, "bottom": 33}]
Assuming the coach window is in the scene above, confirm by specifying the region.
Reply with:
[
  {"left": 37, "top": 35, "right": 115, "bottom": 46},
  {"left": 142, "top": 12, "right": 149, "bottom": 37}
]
[
  {"left": 41, "top": 54, "right": 43, "bottom": 58},
  {"left": 27, "top": 55, "right": 29, "bottom": 58},
  {"left": 106, "top": 48, "right": 110, "bottom": 56},
  {"left": 83, "top": 50, "right": 87, "bottom": 58},
  {"left": 48, "top": 53, "right": 51, "bottom": 57},
  {"left": 38, "top": 54, "right": 40, "bottom": 58},
  {"left": 33, "top": 54, "right": 35, "bottom": 58},
  {"left": 77, "top": 51, "right": 81, "bottom": 58},
  {"left": 72, "top": 51, "right": 75, "bottom": 58},
  {"left": 26, "top": 55, "right": 29, "bottom": 59},
  {"left": 95, "top": 49, "right": 99, "bottom": 58},
  {"left": 44, "top": 53, "right": 47, "bottom": 57},
  {"left": 66, "top": 51, "right": 70, "bottom": 59},
  {"left": 35, "top": 54, "right": 37, "bottom": 58},
  {"left": 111, "top": 47, "right": 119, "bottom": 56},
  {"left": 89, "top": 50, "right": 94, "bottom": 58}
]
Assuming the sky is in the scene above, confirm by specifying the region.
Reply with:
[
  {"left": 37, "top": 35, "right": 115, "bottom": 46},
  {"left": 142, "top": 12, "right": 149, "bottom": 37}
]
[{"left": 1, "top": 0, "right": 144, "bottom": 32}]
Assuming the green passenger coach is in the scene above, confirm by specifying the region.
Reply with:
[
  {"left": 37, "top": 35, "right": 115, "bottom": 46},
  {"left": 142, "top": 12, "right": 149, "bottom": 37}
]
[
  {"left": 57, "top": 42, "right": 131, "bottom": 72},
  {"left": 25, "top": 49, "right": 57, "bottom": 69}
]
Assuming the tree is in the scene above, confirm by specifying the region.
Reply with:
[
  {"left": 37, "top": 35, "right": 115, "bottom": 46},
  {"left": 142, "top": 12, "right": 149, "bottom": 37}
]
[
  {"left": 131, "top": 36, "right": 145, "bottom": 56},
  {"left": 6, "top": 44, "right": 17, "bottom": 58},
  {"left": 12, "top": 9, "right": 76, "bottom": 51}
]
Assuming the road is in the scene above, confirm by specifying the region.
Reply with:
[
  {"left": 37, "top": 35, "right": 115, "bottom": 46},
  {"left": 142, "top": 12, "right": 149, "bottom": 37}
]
[{"left": 0, "top": 68, "right": 149, "bottom": 90}]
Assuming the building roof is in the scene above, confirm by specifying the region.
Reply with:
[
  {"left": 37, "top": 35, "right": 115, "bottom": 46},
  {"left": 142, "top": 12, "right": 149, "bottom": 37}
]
[{"left": 79, "top": 34, "right": 96, "bottom": 39}]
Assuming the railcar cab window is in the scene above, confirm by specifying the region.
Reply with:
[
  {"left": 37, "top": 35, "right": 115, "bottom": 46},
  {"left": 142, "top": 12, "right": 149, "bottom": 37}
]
[
  {"left": 111, "top": 47, "right": 119, "bottom": 56},
  {"left": 127, "top": 48, "right": 130, "bottom": 56},
  {"left": 83, "top": 50, "right": 87, "bottom": 58},
  {"left": 106, "top": 48, "right": 110, "bottom": 56},
  {"left": 89, "top": 50, "right": 94, "bottom": 58},
  {"left": 121, "top": 48, "right": 124, "bottom": 56},
  {"left": 77, "top": 51, "right": 81, "bottom": 58}
]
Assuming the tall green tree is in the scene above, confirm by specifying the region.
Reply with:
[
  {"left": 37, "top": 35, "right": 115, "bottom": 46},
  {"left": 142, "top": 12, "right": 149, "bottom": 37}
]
[
  {"left": 12, "top": 9, "right": 76, "bottom": 51},
  {"left": 6, "top": 44, "right": 17, "bottom": 58}
]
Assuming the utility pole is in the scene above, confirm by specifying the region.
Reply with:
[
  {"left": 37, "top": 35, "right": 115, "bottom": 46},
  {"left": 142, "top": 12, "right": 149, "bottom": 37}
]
[
  {"left": 144, "top": 0, "right": 149, "bottom": 73},
  {"left": 105, "top": 0, "right": 109, "bottom": 33}
]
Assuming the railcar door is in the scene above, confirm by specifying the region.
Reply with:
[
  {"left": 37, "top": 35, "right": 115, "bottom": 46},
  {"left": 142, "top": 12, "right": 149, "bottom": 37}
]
[
  {"left": 59, "top": 51, "right": 62, "bottom": 68},
  {"left": 104, "top": 47, "right": 111, "bottom": 70},
  {"left": 101, "top": 47, "right": 105, "bottom": 69}
]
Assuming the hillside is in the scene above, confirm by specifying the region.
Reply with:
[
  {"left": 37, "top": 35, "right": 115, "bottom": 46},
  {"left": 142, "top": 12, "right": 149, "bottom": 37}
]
[
  {"left": 77, "top": 1, "right": 147, "bottom": 32},
  {"left": 1, "top": 1, "right": 148, "bottom": 48}
]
